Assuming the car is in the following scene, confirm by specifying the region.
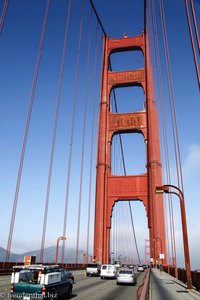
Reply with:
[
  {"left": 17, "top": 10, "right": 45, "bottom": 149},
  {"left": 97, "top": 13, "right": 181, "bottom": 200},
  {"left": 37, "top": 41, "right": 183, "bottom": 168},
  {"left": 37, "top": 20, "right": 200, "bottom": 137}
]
[
  {"left": 60, "top": 268, "right": 74, "bottom": 283},
  {"left": 86, "top": 263, "right": 101, "bottom": 276},
  {"left": 128, "top": 264, "right": 135, "bottom": 269},
  {"left": 137, "top": 265, "right": 144, "bottom": 272},
  {"left": 143, "top": 264, "right": 149, "bottom": 269},
  {"left": 100, "top": 264, "right": 117, "bottom": 279},
  {"left": 114, "top": 260, "right": 121, "bottom": 269},
  {"left": 116, "top": 269, "right": 137, "bottom": 285},
  {"left": 10, "top": 264, "right": 74, "bottom": 299}
]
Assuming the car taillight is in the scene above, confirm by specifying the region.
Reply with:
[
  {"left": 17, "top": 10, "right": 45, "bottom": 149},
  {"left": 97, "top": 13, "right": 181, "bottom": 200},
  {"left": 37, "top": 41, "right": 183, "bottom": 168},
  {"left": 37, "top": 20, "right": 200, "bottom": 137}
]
[
  {"left": 42, "top": 286, "right": 46, "bottom": 296},
  {"left": 38, "top": 271, "right": 42, "bottom": 283},
  {"left": 10, "top": 285, "right": 14, "bottom": 293}
]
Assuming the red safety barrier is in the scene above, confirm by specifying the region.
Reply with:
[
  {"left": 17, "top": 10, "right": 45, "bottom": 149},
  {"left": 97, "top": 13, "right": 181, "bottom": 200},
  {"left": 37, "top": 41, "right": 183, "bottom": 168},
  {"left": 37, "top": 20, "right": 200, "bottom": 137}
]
[
  {"left": 163, "top": 265, "right": 200, "bottom": 291},
  {"left": 137, "top": 268, "right": 150, "bottom": 300},
  {"left": 0, "top": 262, "right": 87, "bottom": 275}
]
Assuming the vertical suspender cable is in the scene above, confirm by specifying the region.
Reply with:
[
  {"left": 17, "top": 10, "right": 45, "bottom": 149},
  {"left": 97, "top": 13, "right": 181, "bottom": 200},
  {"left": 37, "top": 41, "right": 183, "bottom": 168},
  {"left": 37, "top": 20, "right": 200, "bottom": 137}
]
[
  {"left": 150, "top": 0, "right": 176, "bottom": 266},
  {"left": 61, "top": 0, "right": 85, "bottom": 264},
  {"left": 5, "top": 0, "right": 51, "bottom": 263},
  {"left": 39, "top": 0, "right": 72, "bottom": 262},
  {"left": 0, "top": 0, "right": 9, "bottom": 34},
  {"left": 144, "top": 0, "right": 156, "bottom": 253},
  {"left": 159, "top": 0, "right": 188, "bottom": 264},
  {"left": 190, "top": 0, "right": 200, "bottom": 54},
  {"left": 159, "top": 0, "right": 184, "bottom": 192},
  {"left": 184, "top": 0, "right": 200, "bottom": 89},
  {"left": 75, "top": 8, "right": 93, "bottom": 264},
  {"left": 109, "top": 60, "right": 141, "bottom": 265},
  {"left": 86, "top": 22, "right": 99, "bottom": 263},
  {"left": 150, "top": 0, "right": 172, "bottom": 266}
]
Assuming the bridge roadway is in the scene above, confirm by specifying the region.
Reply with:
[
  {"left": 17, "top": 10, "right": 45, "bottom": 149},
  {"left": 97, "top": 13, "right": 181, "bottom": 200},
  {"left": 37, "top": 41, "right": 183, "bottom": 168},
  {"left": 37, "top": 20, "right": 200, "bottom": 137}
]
[
  {"left": 0, "top": 269, "right": 144, "bottom": 300},
  {"left": 1, "top": 269, "right": 200, "bottom": 299},
  {"left": 150, "top": 268, "right": 200, "bottom": 300}
]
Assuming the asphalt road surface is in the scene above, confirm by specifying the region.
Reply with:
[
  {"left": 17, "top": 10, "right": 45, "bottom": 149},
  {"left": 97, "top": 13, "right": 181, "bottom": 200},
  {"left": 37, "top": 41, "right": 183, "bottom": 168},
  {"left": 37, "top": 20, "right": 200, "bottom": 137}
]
[
  {"left": 72, "top": 270, "right": 145, "bottom": 300},
  {"left": 0, "top": 269, "right": 146, "bottom": 300}
]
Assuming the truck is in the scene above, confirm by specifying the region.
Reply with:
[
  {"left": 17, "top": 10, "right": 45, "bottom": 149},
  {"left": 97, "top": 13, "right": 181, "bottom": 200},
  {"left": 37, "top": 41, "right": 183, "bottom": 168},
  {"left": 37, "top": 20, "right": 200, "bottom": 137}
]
[
  {"left": 100, "top": 264, "right": 117, "bottom": 279},
  {"left": 10, "top": 264, "right": 74, "bottom": 299},
  {"left": 85, "top": 263, "right": 101, "bottom": 276}
]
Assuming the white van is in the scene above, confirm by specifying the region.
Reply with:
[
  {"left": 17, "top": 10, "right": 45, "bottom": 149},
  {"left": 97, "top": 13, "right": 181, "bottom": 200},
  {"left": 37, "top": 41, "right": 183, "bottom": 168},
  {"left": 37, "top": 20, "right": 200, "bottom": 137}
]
[{"left": 100, "top": 264, "right": 117, "bottom": 279}]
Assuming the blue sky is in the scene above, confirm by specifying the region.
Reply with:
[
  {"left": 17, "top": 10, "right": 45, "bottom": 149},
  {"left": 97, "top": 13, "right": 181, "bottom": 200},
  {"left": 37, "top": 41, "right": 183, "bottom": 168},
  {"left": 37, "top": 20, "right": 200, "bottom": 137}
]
[{"left": 0, "top": 0, "right": 199, "bottom": 269}]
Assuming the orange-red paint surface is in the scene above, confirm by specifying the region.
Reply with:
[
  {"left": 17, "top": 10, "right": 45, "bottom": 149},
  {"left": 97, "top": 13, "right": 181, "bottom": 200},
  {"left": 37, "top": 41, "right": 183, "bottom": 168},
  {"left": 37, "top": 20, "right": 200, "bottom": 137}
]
[{"left": 94, "top": 33, "right": 167, "bottom": 265}]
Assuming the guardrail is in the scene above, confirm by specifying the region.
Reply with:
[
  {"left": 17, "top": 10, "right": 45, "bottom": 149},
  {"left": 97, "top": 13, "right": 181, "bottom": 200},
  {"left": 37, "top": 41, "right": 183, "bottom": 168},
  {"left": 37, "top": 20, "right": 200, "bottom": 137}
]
[
  {"left": 0, "top": 262, "right": 87, "bottom": 275},
  {"left": 163, "top": 266, "right": 200, "bottom": 291},
  {"left": 136, "top": 268, "right": 150, "bottom": 300}
]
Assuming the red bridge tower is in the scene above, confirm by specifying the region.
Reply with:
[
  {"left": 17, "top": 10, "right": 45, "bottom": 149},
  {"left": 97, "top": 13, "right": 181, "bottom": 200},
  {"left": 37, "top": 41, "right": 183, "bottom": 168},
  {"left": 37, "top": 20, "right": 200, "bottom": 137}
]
[{"left": 94, "top": 32, "right": 167, "bottom": 265}]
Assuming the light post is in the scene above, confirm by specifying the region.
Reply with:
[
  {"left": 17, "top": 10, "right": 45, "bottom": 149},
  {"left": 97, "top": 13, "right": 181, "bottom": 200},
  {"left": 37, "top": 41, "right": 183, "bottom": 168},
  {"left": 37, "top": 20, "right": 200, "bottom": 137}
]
[
  {"left": 110, "top": 252, "right": 114, "bottom": 264},
  {"left": 155, "top": 184, "right": 192, "bottom": 289},
  {"left": 118, "top": 254, "right": 122, "bottom": 263},
  {"left": 56, "top": 236, "right": 66, "bottom": 264},
  {"left": 153, "top": 237, "right": 163, "bottom": 265}
]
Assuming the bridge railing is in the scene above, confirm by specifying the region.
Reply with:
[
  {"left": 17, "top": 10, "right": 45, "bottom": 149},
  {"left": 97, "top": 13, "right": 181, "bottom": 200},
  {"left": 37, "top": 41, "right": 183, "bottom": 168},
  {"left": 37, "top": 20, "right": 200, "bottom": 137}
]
[
  {"left": 0, "top": 262, "right": 87, "bottom": 275},
  {"left": 136, "top": 268, "right": 150, "bottom": 300},
  {"left": 163, "top": 266, "right": 200, "bottom": 291}
]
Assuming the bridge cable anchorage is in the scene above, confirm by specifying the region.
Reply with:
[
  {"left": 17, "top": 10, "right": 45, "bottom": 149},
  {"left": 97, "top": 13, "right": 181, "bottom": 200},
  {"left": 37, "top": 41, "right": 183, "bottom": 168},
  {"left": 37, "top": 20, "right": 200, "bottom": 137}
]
[
  {"left": 5, "top": 0, "right": 51, "bottom": 263},
  {"left": 184, "top": 0, "right": 200, "bottom": 89},
  {"left": 86, "top": 21, "right": 99, "bottom": 264},
  {"left": 150, "top": 0, "right": 176, "bottom": 266},
  {"left": 89, "top": 0, "right": 107, "bottom": 36},
  {"left": 109, "top": 59, "right": 141, "bottom": 265},
  {"left": 61, "top": 0, "right": 85, "bottom": 264},
  {"left": 40, "top": 0, "right": 72, "bottom": 263},
  {"left": 0, "top": 0, "right": 9, "bottom": 34},
  {"left": 75, "top": 6, "right": 93, "bottom": 264}
]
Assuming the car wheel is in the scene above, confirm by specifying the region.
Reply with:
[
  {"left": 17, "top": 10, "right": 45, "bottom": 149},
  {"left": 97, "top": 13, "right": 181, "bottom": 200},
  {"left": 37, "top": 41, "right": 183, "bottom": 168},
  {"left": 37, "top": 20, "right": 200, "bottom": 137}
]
[
  {"left": 67, "top": 286, "right": 72, "bottom": 299},
  {"left": 49, "top": 289, "right": 56, "bottom": 300}
]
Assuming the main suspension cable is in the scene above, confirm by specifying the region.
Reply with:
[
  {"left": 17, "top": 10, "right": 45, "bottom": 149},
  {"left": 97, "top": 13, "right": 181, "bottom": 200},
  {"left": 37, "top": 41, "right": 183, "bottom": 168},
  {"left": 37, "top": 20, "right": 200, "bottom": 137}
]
[{"left": 89, "top": 0, "right": 107, "bottom": 36}]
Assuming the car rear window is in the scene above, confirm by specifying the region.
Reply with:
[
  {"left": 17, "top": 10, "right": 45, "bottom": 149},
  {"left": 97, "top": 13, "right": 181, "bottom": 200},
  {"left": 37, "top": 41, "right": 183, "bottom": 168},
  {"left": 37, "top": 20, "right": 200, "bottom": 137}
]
[
  {"left": 18, "top": 270, "right": 38, "bottom": 284},
  {"left": 119, "top": 270, "right": 132, "bottom": 274},
  {"left": 87, "top": 264, "right": 97, "bottom": 268}
]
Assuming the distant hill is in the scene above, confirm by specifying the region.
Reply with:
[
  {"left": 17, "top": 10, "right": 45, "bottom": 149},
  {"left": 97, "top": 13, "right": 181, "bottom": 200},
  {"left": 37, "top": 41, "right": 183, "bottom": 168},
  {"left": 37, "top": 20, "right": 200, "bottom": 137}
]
[{"left": 0, "top": 246, "right": 87, "bottom": 263}]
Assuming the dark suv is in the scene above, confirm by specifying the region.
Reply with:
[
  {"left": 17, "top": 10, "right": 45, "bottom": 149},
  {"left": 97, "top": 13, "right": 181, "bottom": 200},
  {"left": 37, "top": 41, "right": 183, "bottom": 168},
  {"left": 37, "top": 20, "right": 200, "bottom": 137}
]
[{"left": 11, "top": 265, "right": 74, "bottom": 299}]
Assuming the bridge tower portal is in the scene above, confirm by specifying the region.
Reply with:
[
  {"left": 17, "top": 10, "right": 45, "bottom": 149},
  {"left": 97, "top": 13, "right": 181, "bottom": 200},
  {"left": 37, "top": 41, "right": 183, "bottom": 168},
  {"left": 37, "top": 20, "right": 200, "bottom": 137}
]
[{"left": 94, "top": 32, "right": 167, "bottom": 265}]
